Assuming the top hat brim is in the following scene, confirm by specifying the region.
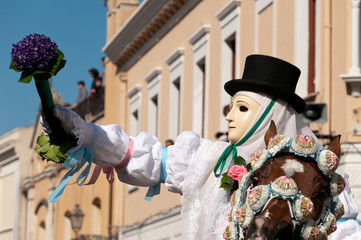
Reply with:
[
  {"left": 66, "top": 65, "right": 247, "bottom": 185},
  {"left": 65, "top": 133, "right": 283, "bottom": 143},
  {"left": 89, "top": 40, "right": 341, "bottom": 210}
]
[{"left": 224, "top": 79, "right": 306, "bottom": 113}]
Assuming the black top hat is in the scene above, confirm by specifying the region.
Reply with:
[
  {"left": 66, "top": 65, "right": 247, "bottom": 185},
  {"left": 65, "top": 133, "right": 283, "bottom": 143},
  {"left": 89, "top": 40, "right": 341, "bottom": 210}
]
[{"left": 224, "top": 54, "right": 305, "bottom": 113}]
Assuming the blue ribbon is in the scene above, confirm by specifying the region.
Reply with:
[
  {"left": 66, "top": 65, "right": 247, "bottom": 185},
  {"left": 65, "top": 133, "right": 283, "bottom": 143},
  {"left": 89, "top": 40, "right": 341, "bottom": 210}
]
[
  {"left": 48, "top": 146, "right": 93, "bottom": 203},
  {"left": 337, "top": 217, "right": 361, "bottom": 225},
  {"left": 144, "top": 147, "right": 168, "bottom": 201}
]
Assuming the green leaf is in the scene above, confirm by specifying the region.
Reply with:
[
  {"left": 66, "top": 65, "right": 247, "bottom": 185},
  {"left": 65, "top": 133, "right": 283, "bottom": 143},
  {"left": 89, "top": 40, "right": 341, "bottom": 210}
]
[
  {"left": 9, "top": 59, "right": 21, "bottom": 72},
  {"left": 51, "top": 59, "right": 66, "bottom": 76},
  {"left": 33, "top": 70, "right": 49, "bottom": 75},
  {"left": 234, "top": 156, "right": 246, "bottom": 166},
  {"left": 53, "top": 144, "right": 67, "bottom": 161},
  {"left": 37, "top": 133, "right": 50, "bottom": 146},
  {"left": 220, "top": 183, "right": 233, "bottom": 190},
  {"left": 221, "top": 175, "right": 233, "bottom": 183},
  {"left": 57, "top": 48, "right": 65, "bottom": 59},
  {"left": 19, "top": 71, "right": 33, "bottom": 83},
  {"left": 246, "top": 163, "right": 252, "bottom": 172},
  {"left": 50, "top": 48, "right": 66, "bottom": 76},
  {"left": 44, "top": 145, "right": 60, "bottom": 163},
  {"left": 37, "top": 143, "right": 51, "bottom": 154}
]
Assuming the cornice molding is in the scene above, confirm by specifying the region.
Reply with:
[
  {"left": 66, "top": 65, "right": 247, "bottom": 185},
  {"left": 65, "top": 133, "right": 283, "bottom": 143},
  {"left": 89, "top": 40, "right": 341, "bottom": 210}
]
[
  {"left": 255, "top": 0, "right": 273, "bottom": 14},
  {"left": 340, "top": 74, "right": 361, "bottom": 97},
  {"left": 144, "top": 67, "right": 162, "bottom": 83},
  {"left": 188, "top": 25, "right": 211, "bottom": 45},
  {"left": 103, "top": 0, "right": 202, "bottom": 71},
  {"left": 165, "top": 48, "right": 184, "bottom": 65},
  {"left": 121, "top": 206, "right": 181, "bottom": 234},
  {"left": 216, "top": 0, "right": 241, "bottom": 21},
  {"left": 352, "top": 0, "right": 361, "bottom": 8},
  {"left": 22, "top": 165, "right": 58, "bottom": 192},
  {"left": 126, "top": 84, "right": 142, "bottom": 98}
]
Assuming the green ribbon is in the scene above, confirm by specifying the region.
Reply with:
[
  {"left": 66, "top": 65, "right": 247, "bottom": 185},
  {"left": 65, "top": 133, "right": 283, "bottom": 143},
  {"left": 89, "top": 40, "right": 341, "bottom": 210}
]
[{"left": 214, "top": 98, "right": 276, "bottom": 177}]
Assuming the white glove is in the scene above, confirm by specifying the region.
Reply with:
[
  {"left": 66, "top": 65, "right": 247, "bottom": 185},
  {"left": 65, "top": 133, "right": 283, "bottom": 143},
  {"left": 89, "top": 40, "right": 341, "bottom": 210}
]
[
  {"left": 41, "top": 105, "right": 130, "bottom": 167},
  {"left": 40, "top": 105, "right": 84, "bottom": 137}
]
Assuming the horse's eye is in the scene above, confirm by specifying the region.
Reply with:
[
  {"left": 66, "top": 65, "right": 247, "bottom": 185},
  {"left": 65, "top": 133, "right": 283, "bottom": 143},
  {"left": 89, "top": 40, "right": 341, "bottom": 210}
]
[
  {"left": 239, "top": 106, "right": 248, "bottom": 112},
  {"left": 252, "top": 176, "right": 259, "bottom": 186}
]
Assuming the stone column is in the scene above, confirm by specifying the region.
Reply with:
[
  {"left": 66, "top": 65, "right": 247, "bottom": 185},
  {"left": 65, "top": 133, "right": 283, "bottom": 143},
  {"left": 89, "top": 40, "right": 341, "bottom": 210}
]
[
  {"left": 340, "top": 0, "right": 361, "bottom": 97},
  {"left": 351, "top": 0, "right": 361, "bottom": 74}
]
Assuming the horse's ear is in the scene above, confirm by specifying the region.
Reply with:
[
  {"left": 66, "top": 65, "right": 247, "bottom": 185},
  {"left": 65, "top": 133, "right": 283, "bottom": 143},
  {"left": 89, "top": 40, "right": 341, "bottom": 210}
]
[
  {"left": 327, "top": 135, "right": 341, "bottom": 157},
  {"left": 264, "top": 120, "right": 277, "bottom": 145}
]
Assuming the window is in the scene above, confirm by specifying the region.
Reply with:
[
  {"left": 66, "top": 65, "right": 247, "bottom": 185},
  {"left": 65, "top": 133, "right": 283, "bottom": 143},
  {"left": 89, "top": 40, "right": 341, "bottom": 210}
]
[
  {"left": 256, "top": 0, "right": 274, "bottom": 55},
  {"left": 38, "top": 221, "right": 46, "bottom": 240},
  {"left": 145, "top": 68, "right": 161, "bottom": 136},
  {"left": 294, "top": 0, "right": 315, "bottom": 97},
  {"left": 0, "top": 160, "right": 20, "bottom": 240},
  {"left": 189, "top": 25, "right": 210, "bottom": 138},
  {"left": 166, "top": 48, "right": 184, "bottom": 140},
  {"left": 64, "top": 212, "right": 71, "bottom": 240},
  {"left": 216, "top": 1, "right": 240, "bottom": 132},
  {"left": 91, "top": 198, "right": 101, "bottom": 235},
  {"left": 127, "top": 84, "right": 142, "bottom": 137}
]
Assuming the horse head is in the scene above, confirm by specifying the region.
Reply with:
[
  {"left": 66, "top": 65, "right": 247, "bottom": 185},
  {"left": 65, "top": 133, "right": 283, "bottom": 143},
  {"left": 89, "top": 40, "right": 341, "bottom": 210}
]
[{"left": 224, "top": 121, "right": 345, "bottom": 240}]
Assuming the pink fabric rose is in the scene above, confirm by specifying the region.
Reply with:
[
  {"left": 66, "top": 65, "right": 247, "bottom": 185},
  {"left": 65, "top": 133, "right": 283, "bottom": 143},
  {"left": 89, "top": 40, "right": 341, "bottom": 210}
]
[{"left": 227, "top": 165, "right": 248, "bottom": 181}]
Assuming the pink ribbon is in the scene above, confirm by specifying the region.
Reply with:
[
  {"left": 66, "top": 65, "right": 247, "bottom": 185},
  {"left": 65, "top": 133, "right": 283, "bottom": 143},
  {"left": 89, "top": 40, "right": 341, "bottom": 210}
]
[{"left": 85, "top": 138, "right": 134, "bottom": 185}]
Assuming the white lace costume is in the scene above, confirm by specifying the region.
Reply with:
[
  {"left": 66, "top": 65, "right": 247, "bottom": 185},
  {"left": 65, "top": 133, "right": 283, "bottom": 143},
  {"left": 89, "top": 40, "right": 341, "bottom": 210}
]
[{"left": 52, "top": 91, "right": 361, "bottom": 240}]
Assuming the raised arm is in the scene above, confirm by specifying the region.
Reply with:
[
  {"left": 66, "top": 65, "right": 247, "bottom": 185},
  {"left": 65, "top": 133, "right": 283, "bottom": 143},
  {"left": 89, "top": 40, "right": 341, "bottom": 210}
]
[{"left": 43, "top": 107, "right": 203, "bottom": 194}]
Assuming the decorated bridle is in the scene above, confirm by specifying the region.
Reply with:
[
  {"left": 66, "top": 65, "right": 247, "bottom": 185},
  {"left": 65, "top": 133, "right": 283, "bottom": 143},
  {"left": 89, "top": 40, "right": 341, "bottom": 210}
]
[{"left": 224, "top": 133, "right": 345, "bottom": 240}]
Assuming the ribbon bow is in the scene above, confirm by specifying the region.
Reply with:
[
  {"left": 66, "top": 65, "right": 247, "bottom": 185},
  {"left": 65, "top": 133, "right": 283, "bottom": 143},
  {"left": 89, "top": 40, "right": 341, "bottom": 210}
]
[
  {"left": 48, "top": 146, "right": 93, "bottom": 202},
  {"left": 214, "top": 98, "right": 276, "bottom": 177}
]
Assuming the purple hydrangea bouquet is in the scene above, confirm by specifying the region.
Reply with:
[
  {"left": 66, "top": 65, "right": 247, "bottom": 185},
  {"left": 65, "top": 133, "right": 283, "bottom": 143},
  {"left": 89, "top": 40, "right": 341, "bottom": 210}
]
[{"left": 10, "top": 34, "right": 76, "bottom": 163}]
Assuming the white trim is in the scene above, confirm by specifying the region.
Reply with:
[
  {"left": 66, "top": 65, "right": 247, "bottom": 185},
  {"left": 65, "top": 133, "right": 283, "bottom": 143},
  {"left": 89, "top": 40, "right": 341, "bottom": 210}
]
[
  {"left": 217, "top": 2, "right": 240, "bottom": 132},
  {"left": 121, "top": 206, "right": 182, "bottom": 238},
  {"left": 216, "top": 0, "right": 241, "bottom": 21},
  {"left": 126, "top": 84, "right": 142, "bottom": 98},
  {"left": 127, "top": 185, "right": 137, "bottom": 193},
  {"left": 339, "top": 0, "right": 361, "bottom": 97},
  {"left": 146, "top": 72, "right": 161, "bottom": 136},
  {"left": 0, "top": 160, "right": 20, "bottom": 240},
  {"left": 293, "top": 0, "right": 310, "bottom": 98},
  {"left": 190, "top": 27, "right": 210, "bottom": 137},
  {"left": 315, "top": 0, "right": 320, "bottom": 92},
  {"left": 256, "top": 0, "right": 274, "bottom": 14},
  {"left": 165, "top": 48, "right": 185, "bottom": 65},
  {"left": 188, "top": 25, "right": 211, "bottom": 46},
  {"left": 254, "top": 0, "right": 274, "bottom": 53},
  {"left": 272, "top": 0, "right": 276, "bottom": 55},
  {"left": 129, "top": 91, "right": 141, "bottom": 137},
  {"left": 144, "top": 67, "right": 162, "bottom": 84},
  {"left": 167, "top": 51, "right": 184, "bottom": 140}
]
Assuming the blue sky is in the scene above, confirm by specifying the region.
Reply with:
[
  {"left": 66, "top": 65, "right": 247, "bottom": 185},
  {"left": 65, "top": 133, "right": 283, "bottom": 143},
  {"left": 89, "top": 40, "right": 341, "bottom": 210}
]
[{"left": 0, "top": 0, "right": 107, "bottom": 136}]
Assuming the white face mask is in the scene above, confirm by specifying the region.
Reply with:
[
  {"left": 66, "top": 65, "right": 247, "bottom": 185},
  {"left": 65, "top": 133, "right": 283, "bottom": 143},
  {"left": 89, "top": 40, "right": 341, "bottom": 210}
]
[{"left": 226, "top": 95, "right": 261, "bottom": 143}]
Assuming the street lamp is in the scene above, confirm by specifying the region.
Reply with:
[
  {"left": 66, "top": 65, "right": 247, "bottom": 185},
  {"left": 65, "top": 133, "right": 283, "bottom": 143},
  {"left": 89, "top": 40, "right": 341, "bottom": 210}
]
[{"left": 69, "top": 204, "right": 84, "bottom": 239}]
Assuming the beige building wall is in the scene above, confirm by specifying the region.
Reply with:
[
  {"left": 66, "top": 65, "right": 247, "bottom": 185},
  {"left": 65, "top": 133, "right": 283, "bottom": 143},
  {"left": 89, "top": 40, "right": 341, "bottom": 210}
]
[
  {"left": 23, "top": 88, "right": 111, "bottom": 240},
  {"left": 0, "top": 126, "right": 34, "bottom": 240},
  {"left": 103, "top": 0, "right": 361, "bottom": 232}
]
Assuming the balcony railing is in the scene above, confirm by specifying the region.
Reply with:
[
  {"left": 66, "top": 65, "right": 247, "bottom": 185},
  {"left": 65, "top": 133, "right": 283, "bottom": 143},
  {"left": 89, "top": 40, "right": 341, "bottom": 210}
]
[{"left": 73, "top": 87, "right": 105, "bottom": 123}]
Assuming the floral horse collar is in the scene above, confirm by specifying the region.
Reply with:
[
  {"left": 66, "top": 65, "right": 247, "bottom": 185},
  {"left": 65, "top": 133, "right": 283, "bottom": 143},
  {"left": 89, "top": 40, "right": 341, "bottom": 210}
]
[{"left": 224, "top": 133, "right": 345, "bottom": 240}]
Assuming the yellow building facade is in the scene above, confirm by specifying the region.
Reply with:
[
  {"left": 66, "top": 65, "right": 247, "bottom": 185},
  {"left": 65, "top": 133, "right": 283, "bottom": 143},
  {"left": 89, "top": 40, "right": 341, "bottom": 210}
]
[
  {"left": 102, "top": 0, "right": 361, "bottom": 238},
  {"left": 22, "top": 90, "right": 112, "bottom": 240},
  {"left": 0, "top": 126, "right": 33, "bottom": 240},
  {"left": 16, "top": 0, "right": 361, "bottom": 239}
]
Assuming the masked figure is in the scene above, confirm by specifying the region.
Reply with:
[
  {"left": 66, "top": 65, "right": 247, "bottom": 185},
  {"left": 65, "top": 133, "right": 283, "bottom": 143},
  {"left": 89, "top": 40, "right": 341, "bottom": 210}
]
[{"left": 44, "top": 55, "right": 361, "bottom": 239}]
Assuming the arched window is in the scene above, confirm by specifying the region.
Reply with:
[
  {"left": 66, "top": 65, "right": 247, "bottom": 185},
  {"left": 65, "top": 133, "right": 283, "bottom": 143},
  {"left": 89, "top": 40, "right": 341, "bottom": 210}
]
[
  {"left": 38, "top": 221, "right": 46, "bottom": 240},
  {"left": 35, "top": 200, "right": 48, "bottom": 240},
  {"left": 64, "top": 211, "right": 71, "bottom": 240},
  {"left": 91, "top": 198, "right": 101, "bottom": 234}
]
